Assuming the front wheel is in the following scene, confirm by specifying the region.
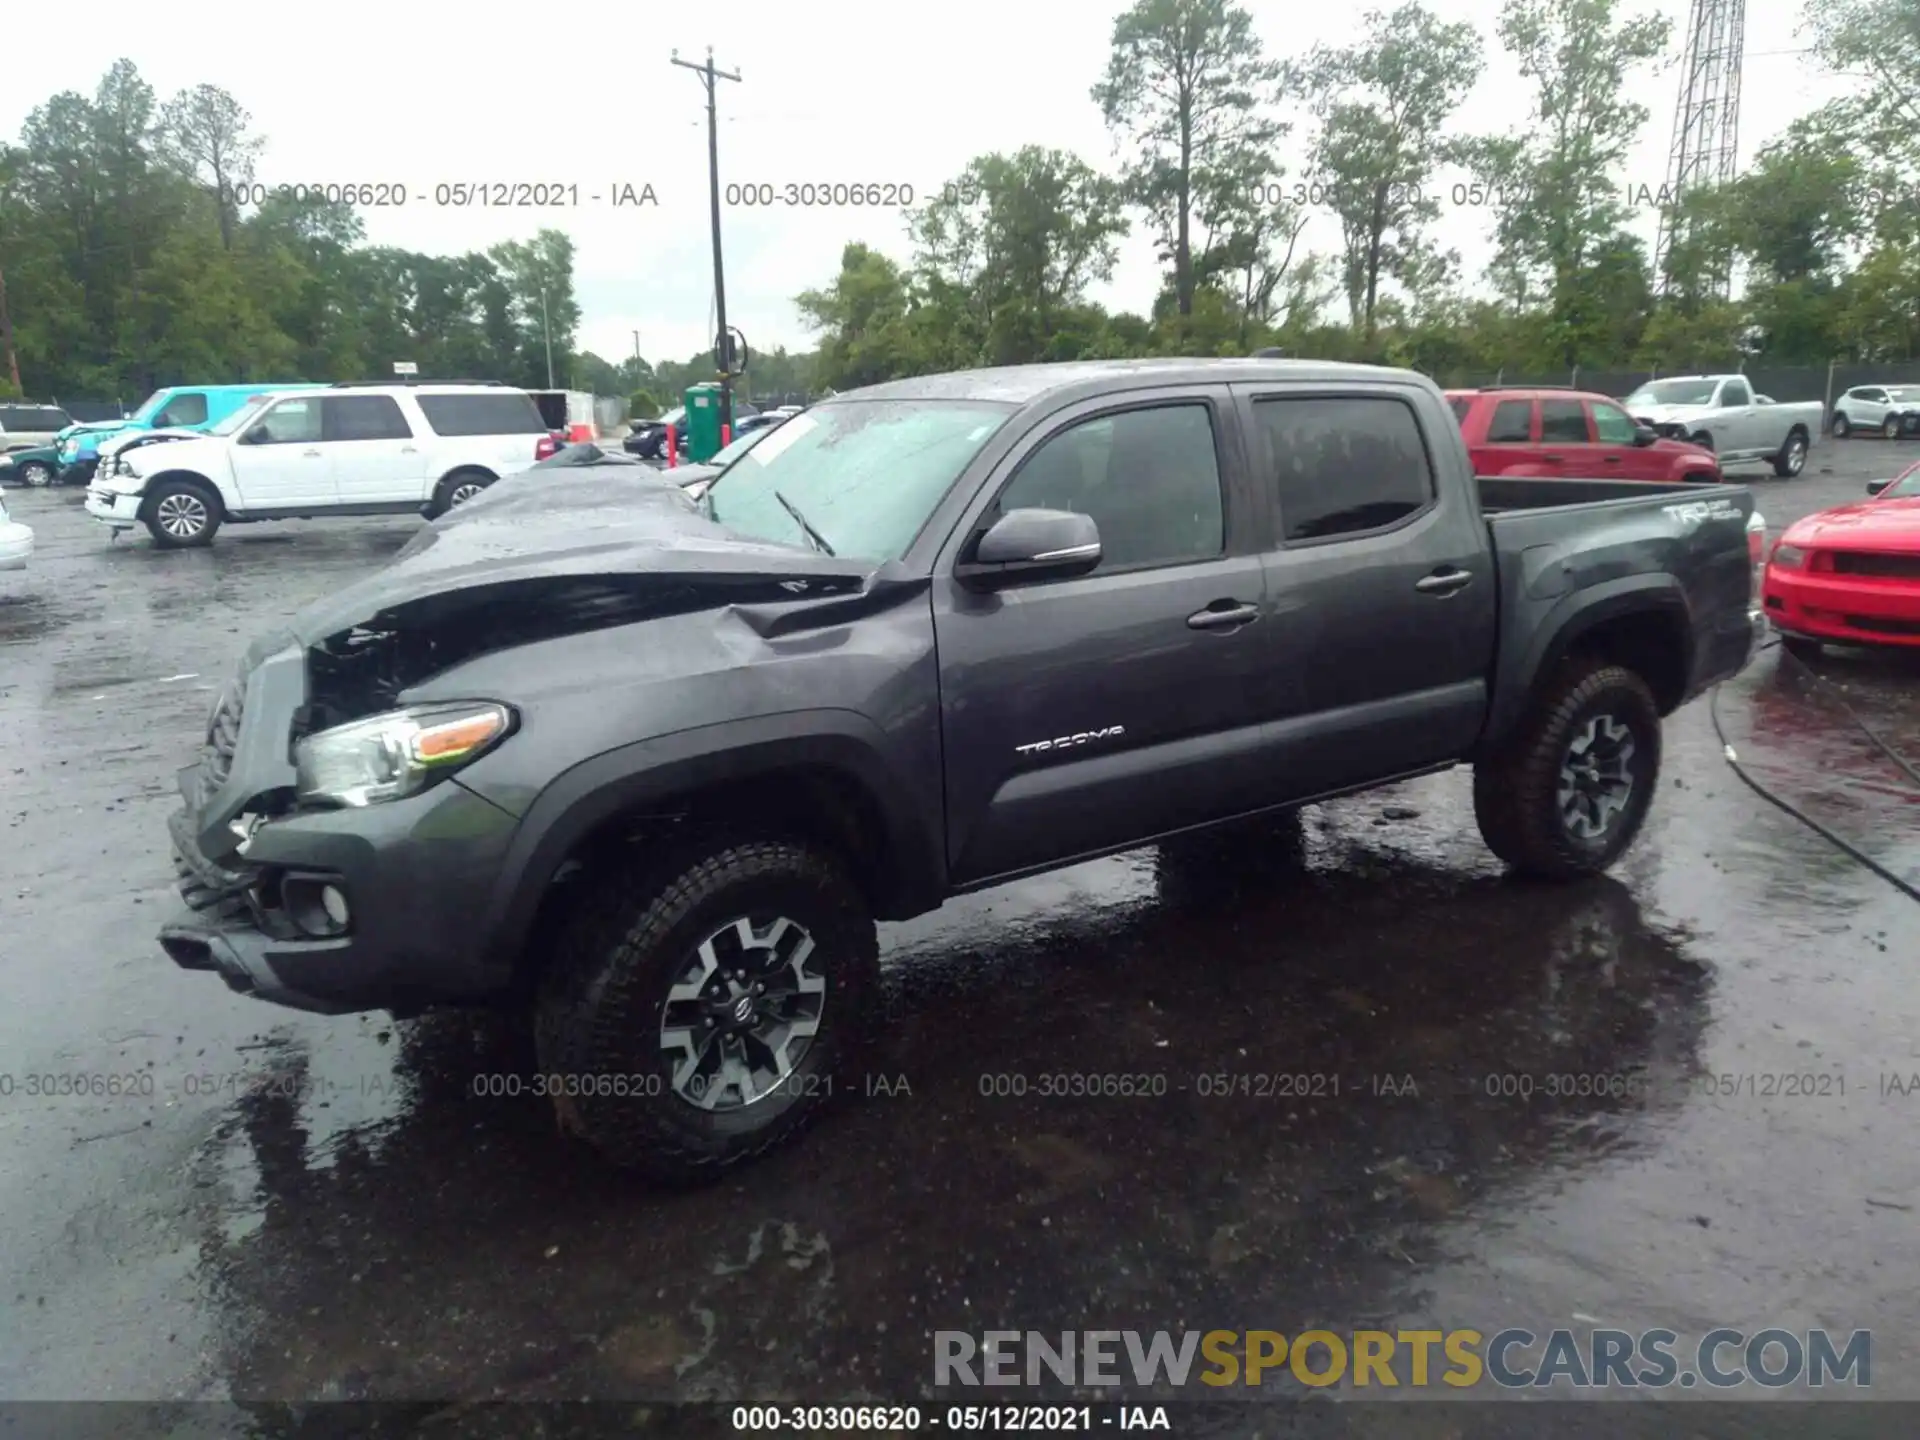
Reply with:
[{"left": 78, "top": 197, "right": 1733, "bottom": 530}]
[
  {"left": 1771, "top": 430, "right": 1808, "bottom": 478},
  {"left": 534, "top": 837, "right": 879, "bottom": 1182},
  {"left": 1689, "top": 431, "right": 1715, "bottom": 452},
  {"left": 1831, "top": 413, "right": 1852, "bottom": 439},
  {"left": 1884, "top": 416, "right": 1903, "bottom": 440},
  {"left": 143, "top": 480, "right": 222, "bottom": 548},
  {"left": 1473, "top": 659, "right": 1662, "bottom": 880}
]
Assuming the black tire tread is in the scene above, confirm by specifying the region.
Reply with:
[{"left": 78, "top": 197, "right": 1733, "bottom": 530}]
[
  {"left": 534, "top": 836, "right": 876, "bottom": 1183},
  {"left": 1473, "top": 658, "right": 1661, "bottom": 880}
]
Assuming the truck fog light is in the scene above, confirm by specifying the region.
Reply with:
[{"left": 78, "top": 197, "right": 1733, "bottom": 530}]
[
  {"left": 321, "top": 885, "right": 350, "bottom": 927},
  {"left": 281, "top": 875, "right": 351, "bottom": 937}
]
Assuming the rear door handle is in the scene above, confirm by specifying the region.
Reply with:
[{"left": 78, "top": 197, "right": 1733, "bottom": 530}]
[
  {"left": 1541, "top": 453, "right": 1564, "bottom": 462},
  {"left": 1416, "top": 568, "right": 1474, "bottom": 595},
  {"left": 400, "top": 445, "right": 418, "bottom": 453},
  {"left": 1188, "top": 601, "right": 1260, "bottom": 630},
  {"left": 1603, "top": 454, "right": 1621, "bottom": 463},
  {"left": 302, "top": 449, "right": 323, "bottom": 457}
]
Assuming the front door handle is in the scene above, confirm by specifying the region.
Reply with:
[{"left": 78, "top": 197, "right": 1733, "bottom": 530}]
[
  {"left": 1541, "top": 453, "right": 1564, "bottom": 462},
  {"left": 302, "top": 448, "right": 323, "bottom": 457},
  {"left": 1188, "top": 601, "right": 1260, "bottom": 630},
  {"left": 1603, "top": 454, "right": 1621, "bottom": 463},
  {"left": 1416, "top": 568, "right": 1474, "bottom": 595},
  {"left": 400, "top": 445, "right": 419, "bottom": 453}
]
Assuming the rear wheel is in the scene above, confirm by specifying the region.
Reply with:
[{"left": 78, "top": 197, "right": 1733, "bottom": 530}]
[
  {"left": 16, "top": 460, "right": 53, "bottom": 487},
  {"left": 430, "top": 469, "right": 493, "bottom": 517},
  {"left": 1473, "top": 659, "right": 1662, "bottom": 879},
  {"left": 534, "top": 836, "right": 879, "bottom": 1182},
  {"left": 142, "top": 479, "right": 222, "bottom": 548},
  {"left": 1771, "top": 429, "right": 1808, "bottom": 478}
]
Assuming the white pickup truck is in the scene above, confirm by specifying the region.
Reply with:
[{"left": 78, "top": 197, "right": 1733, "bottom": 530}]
[{"left": 1620, "top": 375, "right": 1822, "bottom": 478}]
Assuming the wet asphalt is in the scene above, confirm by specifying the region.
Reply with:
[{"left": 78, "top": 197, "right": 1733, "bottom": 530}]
[{"left": 0, "top": 446, "right": 1917, "bottom": 1430}]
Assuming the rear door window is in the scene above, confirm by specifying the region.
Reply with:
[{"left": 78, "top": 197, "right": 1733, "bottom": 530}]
[
  {"left": 1539, "top": 399, "right": 1591, "bottom": 443},
  {"left": 415, "top": 392, "right": 547, "bottom": 436},
  {"left": 1484, "top": 400, "right": 1533, "bottom": 443},
  {"left": 325, "top": 395, "right": 413, "bottom": 441},
  {"left": 1253, "top": 395, "right": 1436, "bottom": 542}
]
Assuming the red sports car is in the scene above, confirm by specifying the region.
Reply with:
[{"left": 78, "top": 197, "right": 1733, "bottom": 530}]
[{"left": 1762, "top": 460, "right": 1920, "bottom": 654}]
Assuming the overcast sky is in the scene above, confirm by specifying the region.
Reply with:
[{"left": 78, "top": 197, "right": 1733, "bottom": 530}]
[{"left": 5, "top": 0, "right": 1850, "bottom": 371}]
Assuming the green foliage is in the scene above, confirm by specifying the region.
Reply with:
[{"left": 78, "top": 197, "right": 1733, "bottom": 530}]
[
  {"left": 1, "top": 62, "right": 587, "bottom": 398},
  {"left": 628, "top": 388, "right": 659, "bottom": 419}
]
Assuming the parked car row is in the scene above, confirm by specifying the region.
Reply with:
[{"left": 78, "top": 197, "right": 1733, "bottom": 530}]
[
  {"left": 622, "top": 402, "right": 803, "bottom": 459},
  {"left": 82, "top": 382, "right": 562, "bottom": 547}
]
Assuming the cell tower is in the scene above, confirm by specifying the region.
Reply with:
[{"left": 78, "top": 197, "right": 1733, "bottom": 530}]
[{"left": 1652, "top": 0, "right": 1746, "bottom": 295}]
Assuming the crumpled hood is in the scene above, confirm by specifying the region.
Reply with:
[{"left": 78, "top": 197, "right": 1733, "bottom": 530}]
[
  {"left": 286, "top": 469, "right": 876, "bottom": 644},
  {"left": 100, "top": 427, "right": 206, "bottom": 457},
  {"left": 1783, "top": 495, "right": 1920, "bottom": 549}
]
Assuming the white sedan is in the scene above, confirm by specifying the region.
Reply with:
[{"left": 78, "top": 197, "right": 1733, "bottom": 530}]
[{"left": 0, "top": 487, "right": 33, "bottom": 570}]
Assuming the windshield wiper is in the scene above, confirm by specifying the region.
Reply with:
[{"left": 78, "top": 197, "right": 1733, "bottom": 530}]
[{"left": 774, "top": 490, "right": 835, "bottom": 556}]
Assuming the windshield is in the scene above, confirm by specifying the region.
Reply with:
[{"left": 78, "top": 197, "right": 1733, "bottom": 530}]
[
  {"left": 707, "top": 425, "right": 776, "bottom": 469},
  {"left": 1884, "top": 460, "right": 1920, "bottom": 498},
  {"left": 1626, "top": 379, "right": 1720, "bottom": 406},
  {"left": 129, "top": 391, "right": 168, "bottom": 422},
  {"left": 208, "top": 396, "right": 270, "bottom": 437},
  {"left": 706, "top": 400, "right": 1013, "bottom": 562},
  {"left": 655, "top": 406, "right": 685, "bottom": 426}
]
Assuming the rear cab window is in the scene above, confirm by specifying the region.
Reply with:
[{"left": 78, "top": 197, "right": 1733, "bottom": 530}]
[
  {"left": 415, "top": 392, "right": 547, "bottom": 436},
  {"left": 1253, "top": 395, "right": 1438, "bottom": 542}
]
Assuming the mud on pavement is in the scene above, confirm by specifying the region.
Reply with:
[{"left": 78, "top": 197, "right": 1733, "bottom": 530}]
[{"left": 1, "top": 449, "right": 1917, "bottom": 1434}]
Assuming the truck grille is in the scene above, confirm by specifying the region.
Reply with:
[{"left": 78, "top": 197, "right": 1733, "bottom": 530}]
[
  {"left": 1832, "top": 552, "right": 1920, "bottom": 581},
  {"left": 195, "top": 680, "right": 245, "bottom": 805}
]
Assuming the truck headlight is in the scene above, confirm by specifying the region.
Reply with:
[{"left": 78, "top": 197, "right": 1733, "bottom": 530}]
[{"left": 294, "top": 702, "right": 514, "bottom": 807}]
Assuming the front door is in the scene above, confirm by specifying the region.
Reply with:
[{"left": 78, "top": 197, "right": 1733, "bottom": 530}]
[
  {"left": 324, "top": 394, "right": 423, "bottom": 502},
  {"left": 1237, "top": 386, "right": 1499, "bottom": 797},
  {"left": 1535, "top": 395, "right": 1601, "bottom": 476},
  {"left": 932, "top": 390, "right": 1272, "bottom": 885},
  {"left": 230, "top": 396, "right": 334, "bottom": 507},
  {"left": 1589, "top": 397, "right": 1664, "bottom": 480}
]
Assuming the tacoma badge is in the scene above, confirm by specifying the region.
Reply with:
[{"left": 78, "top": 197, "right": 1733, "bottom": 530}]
[{"left": 1015, "top": 725, "right": 1125, "bottom": 756}]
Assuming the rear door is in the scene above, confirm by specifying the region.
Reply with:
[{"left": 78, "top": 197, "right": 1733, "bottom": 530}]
[
  {"left": 931, "top": 387, "right": 1273, "bottom": 884},
  {"left": 1237, "top": 385, "right": 1498, "bottom": 795},
  {"left": 1536, "top": 395, "right": 1600, "bottom": 475},
  {"left": 229, "top": 395, "right": 334, "bottom": 506},
  {"left": 1472, "top": 396, "right": 1539, "bottom": 476},
  {"left": 324, "top": 394, "right": 423, "bottom": 502}
]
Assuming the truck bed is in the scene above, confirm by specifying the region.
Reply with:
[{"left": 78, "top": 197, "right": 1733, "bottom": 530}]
[{"left": 1476, "top": 474, "right": 1713, "bottom": 513}]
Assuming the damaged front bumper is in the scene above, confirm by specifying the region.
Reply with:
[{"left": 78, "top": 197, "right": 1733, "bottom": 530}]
[{"left": 158, "top": 644, "right": 525, "bottom": 1014}]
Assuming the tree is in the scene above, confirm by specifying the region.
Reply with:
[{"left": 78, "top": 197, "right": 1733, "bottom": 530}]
[
  {"left": 1301, "top": 3, "right": 1482, "bottom": 342},
  {"left": 159, "top": 83, "right": 262, "bottom": 250},
  {"left": 910, "top": 148, "right": 1129, "bottom": 365},
  {"left": 1460, "top": 0, "right": 1671, "bottom": 360},
  {"left": 796, "top": 243, "right": 929, "bottom": 389},
  {"left": 628, "top": 388, "right": 659, "bottom": 419},
  {"left": 1093, "top": 0, "right": 1286, "bottom": 317}
]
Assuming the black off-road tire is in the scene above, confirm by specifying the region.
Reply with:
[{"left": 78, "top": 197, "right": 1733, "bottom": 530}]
[
  {"left": 1473, "top": 659, "right": 1662, "bottom": 880},
  {"left": 429, "top": 468, "right": 494, "bottom": 518},
  {"left": 1771, "top": 427, "right": 1809, "bottom": 478},
  {"left": 534, "top": 837, "right": 879, "bottom": 1183},
  {"left": 142, "top": 478, "right": 222, "bottom": 548}
]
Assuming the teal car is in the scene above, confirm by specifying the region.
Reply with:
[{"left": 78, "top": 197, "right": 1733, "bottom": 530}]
[
  {"left": 56, "top": 383, "right": 326, "bottom": 484},
  {"left": 0, "top": 444, "right": 60, "bottom": 487}
]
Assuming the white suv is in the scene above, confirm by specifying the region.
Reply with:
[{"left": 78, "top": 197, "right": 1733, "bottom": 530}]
[{"left": 83, "top": 383, "right": 559, "bottom": 547}]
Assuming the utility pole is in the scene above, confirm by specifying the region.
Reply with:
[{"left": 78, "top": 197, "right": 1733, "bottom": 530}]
[
  {"left": 539, "top": 287, "right": 555, "bottom": 389},
  {"left": 672, "top": 46, "right": 741, "bottom": 438},
  {"left": 0, "top": 265, "right": 20, "bottom": 394}
]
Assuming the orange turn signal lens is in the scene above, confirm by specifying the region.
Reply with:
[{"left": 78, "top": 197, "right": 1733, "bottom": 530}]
[{"left": 412, "top": 711, "right": 507, "bottom": 763}]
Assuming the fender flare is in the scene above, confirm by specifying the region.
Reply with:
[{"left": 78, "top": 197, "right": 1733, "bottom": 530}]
[
  {"left": 477, "top": 710, "right": 947, "bottom": 972},
  {"left": 136, "top": 468, "right": 226, "bottom": 515},
  {"left": 1478, "top": 575, "right": 1694, "bottom": 753}
]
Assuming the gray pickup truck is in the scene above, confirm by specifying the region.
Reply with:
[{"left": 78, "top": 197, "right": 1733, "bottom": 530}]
[{"left": 157, "top": 359, "right": 1764, "bottom": 1180}]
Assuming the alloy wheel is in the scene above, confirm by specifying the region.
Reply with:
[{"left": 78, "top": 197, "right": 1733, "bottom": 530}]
[
  {"left": 157, "top": 492, "right": 208, "bottom": 539},
  {"left": 658, "top": 915, "right": 827, "bottom": 1111},
  {"left": 1558, "top": 714, "right": 1637, "bottom": 840}
]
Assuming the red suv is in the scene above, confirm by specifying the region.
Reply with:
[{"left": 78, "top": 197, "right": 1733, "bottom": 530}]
[{"left": 1447, "top": 388, "right": 1721, "bottom": 484}]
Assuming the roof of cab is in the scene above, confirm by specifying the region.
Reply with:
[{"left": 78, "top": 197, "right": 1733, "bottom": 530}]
[{"left": 823, "top": 358, "right": 1435, "bottom": 408}]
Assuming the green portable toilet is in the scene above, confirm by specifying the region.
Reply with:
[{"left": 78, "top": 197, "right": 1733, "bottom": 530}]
[{"left": 683, "top": 382, "right": 724, "bottom": 463}]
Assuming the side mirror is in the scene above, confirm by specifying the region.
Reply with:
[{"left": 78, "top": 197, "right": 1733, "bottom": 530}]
[
  {"left": 958, "top": 508, "right": 1101, "bottom": 589},
  {"left": 1632, "top": 424, "right": 1657, "bottom": 447},
  {"left": 1867, "top": 479, "right": 1891, "bottom": 495}
]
